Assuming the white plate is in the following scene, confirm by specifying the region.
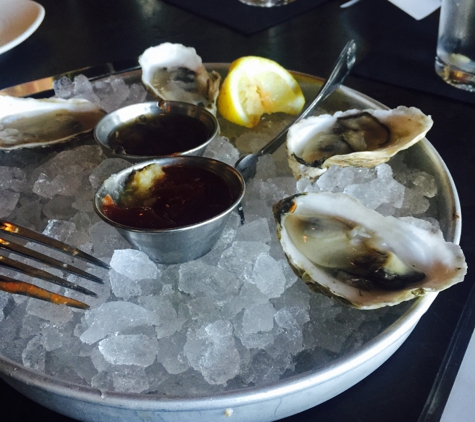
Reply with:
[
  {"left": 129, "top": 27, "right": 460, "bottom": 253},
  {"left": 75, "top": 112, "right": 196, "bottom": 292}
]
[{"left": 0, "top": 0, "right": 45, "bottom": 55}]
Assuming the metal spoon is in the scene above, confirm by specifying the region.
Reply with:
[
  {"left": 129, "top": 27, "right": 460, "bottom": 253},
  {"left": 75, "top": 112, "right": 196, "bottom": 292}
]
[{"left": 234, "top": 39, "right": 357, "bottom": 182}]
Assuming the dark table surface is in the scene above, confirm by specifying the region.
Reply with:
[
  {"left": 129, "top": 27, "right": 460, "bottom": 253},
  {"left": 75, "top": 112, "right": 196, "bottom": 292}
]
[{"left": 1, "top": 0, "right": 475, "bottom": 421}]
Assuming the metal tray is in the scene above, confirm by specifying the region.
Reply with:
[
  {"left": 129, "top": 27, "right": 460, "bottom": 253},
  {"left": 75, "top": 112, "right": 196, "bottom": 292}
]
[{"left": 0, "top": 65, "right": 462, "bottom": 422}]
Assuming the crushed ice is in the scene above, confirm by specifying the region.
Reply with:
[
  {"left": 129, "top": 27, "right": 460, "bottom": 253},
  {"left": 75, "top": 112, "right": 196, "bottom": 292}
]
[{"left": 0, "top": 75, "right": 441, "bottom": 395}]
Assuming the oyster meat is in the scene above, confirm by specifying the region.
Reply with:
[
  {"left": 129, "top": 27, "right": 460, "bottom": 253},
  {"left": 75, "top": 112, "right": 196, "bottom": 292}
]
[
  {"left": 273, "top": 192, "right": 466, "bottom": 309},
  {"left": 287, "top": 106, "right": 433, "bottom": 180},
  {"left": 0, "top": 95, "right": 105, "bottom": 150},
  {"left": 139, "top": 43, "right": 221, "bottom": 115}
]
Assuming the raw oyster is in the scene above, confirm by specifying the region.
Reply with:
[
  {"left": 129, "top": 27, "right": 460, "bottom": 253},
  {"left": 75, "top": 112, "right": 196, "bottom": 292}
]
[
  {"left": 287, "top": 106, "right": 433, "bottom": 180},
  {"left": 139, "top": 43, "right": 221, "bottom": 115},
  {"left": 0, "top": 95, "right": 105, "bottom": 150},
  {"left": 273, "top": 192, "right": 466, "bottom": 309}
]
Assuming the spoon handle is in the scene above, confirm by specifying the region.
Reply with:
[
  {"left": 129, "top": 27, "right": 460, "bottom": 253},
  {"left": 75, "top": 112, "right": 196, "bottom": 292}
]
[{"left": 259, "top": 39, "right": 357, "bottom": 157}]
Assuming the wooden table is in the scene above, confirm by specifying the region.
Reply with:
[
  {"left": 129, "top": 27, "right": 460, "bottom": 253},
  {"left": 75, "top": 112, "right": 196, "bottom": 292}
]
[{"left": 1, "top": 0, "right": 474, "bottom": 420}]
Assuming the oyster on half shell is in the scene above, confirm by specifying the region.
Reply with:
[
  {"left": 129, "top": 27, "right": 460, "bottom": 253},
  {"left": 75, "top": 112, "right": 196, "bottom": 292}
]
[
  {"left": 287, "top": 106, "right": 433, "bottom": 181},
  {"left": 273, "top": 192, "right": 466, "bottom": 309},
  {"left": 0, "top": 95, "right": 105, "bottom": 150},
  {"left": 139, "top": 43, "right": 221, "bottom": 115}
]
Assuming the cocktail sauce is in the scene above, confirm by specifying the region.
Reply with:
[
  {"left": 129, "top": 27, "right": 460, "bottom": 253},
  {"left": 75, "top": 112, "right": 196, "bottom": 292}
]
[
  {"left": 108, "top": 114, "right": 209, "bottom": 156},
  {"left": 102, "top": 165, "right": 235, "bottom": 229}
]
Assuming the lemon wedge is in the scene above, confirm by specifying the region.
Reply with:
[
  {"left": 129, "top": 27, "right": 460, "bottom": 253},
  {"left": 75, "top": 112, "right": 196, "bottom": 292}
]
[{"left": 217, "top": 56, "right": 305, "bottom": 128}]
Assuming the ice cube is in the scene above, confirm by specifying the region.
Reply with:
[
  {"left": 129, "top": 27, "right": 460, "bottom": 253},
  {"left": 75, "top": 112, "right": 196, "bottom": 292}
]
[
  {"left": 89, "top": 221, "right": 131, "bottom": 258},
  {"left": 0, "top": 190, "right": 19, "bottom": 218},
  {"left": 235, "top": 217, "right": 271, "bottom": 243},
  {"left": 156, "top": 331, "right": 190, "bottom": 375},
  {"left": 110, "top": 249, "right": 160, "bottom": 281},
  {"left": 138, "top": 295, "right": 185, "bottom": 339},
  {"left": 178, "top": 261, "right": 241, "bottom": 301},
  {"left": 98, "top": 334, "right": 158, "bottom": 367},
  {"left": 218, "top": 241, "right": 270, "bottom": 282},
  {"left": 110, "top": 366, "right": 150, "bottom": 393},
  {"left": 79, "top": 301, "right": 160, "bottom": 344},
  {"left": 109, "top": 270, "right": 142, "bottom": 300},
  {"left": 72, "top": 74, "right": 101, "bottom": 104},
  {"left": 204, "top": 136, "right": 240, "bottom": 166},
  {"left": 0, "top": 166, "right": 26, "bottom": 191},
  {"left": 184, "top": 320, "right": 240, "bottom": 385},
  {"left": 54, "top": 76, "right": 74, "bottom": 99},
  {"left": 22, "top": 335, "right": 45, "bottom": 371},
  {"left": 251, "top": 254, "right": 287, "bottom": 298}
]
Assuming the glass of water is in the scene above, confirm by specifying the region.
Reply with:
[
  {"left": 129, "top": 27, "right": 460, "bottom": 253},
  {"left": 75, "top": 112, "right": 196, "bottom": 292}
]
[{"left": 435, "top": 0, "right": 475, "bottom": 92}]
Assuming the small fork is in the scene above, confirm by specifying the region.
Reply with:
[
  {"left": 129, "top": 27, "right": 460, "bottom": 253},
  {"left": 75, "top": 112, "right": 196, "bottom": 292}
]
[{"left": 0, "top": 220, "right": 110, "bottom": 309}]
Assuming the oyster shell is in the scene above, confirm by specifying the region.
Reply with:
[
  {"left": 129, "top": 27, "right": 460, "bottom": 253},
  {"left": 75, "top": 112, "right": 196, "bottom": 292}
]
[
  {"left": 273, "top": 192, "right": 466, "bottom": 309},
  {"left": 287, "top": 106, "right": 433, "bottom": 180},
  {"left": 0, "top": 95, "right": 105, "bottom": 150},
  {"left": 139, "top": 43, "right": 221, "bottom": 115}
]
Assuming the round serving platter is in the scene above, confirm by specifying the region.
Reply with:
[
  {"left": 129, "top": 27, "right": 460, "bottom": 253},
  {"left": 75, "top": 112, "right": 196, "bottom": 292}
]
[{"left": 0, "top": 64, "right": 462, "bottom": 421}]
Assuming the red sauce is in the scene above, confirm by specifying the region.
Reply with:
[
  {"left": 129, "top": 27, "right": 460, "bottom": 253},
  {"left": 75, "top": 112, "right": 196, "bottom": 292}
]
[
  {"left": 108, "top": 114, "right": 209, "bottom": 156},
  {"left": 102, "top": 165, "right": 236, "bottom": 229}
]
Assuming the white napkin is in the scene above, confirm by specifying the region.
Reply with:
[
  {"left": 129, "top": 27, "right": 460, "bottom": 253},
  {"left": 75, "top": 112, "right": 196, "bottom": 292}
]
[
  {"left": 440, "top": 327, "right": 475, "bottom": 421},
  {"left": 340, "top": 0, "right": 441, "bottom": 20},
  {"left": 387, "top": 0, "right": 441, "bottom": 20}
]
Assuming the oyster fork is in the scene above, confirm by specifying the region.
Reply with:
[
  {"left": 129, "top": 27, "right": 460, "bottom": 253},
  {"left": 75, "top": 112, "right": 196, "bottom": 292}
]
[
  {"left": 0, "top": 220, "right": 110, "bottom": 309},
  {"left": 234, "top": 39, "right": 357, "bottom": 182}
]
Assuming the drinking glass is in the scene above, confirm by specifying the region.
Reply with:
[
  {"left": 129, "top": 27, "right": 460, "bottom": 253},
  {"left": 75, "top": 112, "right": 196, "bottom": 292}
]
[
  {"left": 435, "top": 0, "right": 475, "bottom": 92},
  {"left": 238, "top": 0, "right": 296, "bottom": 7}
]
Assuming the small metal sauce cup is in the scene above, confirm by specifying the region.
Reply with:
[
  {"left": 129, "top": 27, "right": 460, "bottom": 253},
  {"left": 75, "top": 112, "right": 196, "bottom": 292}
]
[
  {"left": 93, "top": 156, "right": 245, "bottom": 264},
  {"left": 93, "top": 100, "right": 219, "bottom": 162}
]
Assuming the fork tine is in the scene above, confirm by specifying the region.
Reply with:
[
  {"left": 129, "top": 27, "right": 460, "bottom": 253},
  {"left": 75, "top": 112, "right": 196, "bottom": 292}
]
[
  {"left": 0, "top": 220, "right": 110, "bottom": 269},
  {"left": 0, "top": 255, "right": 97, "bottom": 297},
  {"left": 0, "top": 237, "right": 104, "bottom": 284},
  {"left": 0, "top": 274, "right": 89, "bottom": 309}
]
